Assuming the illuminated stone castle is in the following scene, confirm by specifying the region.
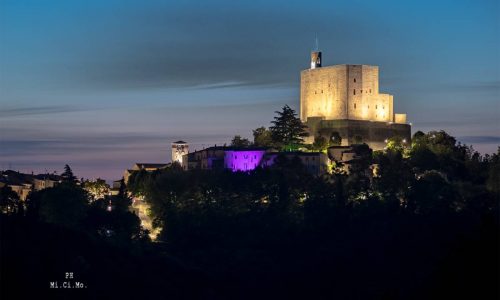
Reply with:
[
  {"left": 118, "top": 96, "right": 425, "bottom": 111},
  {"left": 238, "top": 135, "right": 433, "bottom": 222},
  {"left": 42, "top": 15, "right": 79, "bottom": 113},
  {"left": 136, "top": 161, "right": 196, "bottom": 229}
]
[{"left": 301, "top": 50, "right": 411, "bottom": 150}]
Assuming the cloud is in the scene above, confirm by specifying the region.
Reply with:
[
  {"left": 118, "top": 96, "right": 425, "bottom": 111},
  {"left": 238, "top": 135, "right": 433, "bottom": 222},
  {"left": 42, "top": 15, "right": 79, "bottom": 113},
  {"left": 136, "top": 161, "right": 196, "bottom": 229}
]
[
  {"left": 0, "top": 105, "right": 88, "bottom": 117},
  {"left": 0, "top": 132, "right": 230, "bottom": 158},
  {"left": 458, "top": 136, "right": 500, "bottom": 144},
  {"left": 426, "top": 81, "right": 500, "bottom": 94},
  {"left": 58, "top": 2, "right": 388, "bottom": 90}
]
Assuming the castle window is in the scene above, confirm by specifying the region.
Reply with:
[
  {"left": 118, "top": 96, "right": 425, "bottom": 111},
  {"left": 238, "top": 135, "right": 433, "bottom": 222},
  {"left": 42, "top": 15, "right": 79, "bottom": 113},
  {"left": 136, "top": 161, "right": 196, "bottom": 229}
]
[
  {"left": 370, "top": 89, "right": 372, "bottom": 93},
  {"left": 354, "top": 78, "right": 356, "bottom": 83},
  {"left": 368, "top": 105, "right": 370, "bottom": 109},
  {"left": 376, "top": 105, "right": 378, "bottom": 109},
  {"left": 321, "top": 90, "right": 323, "bottom": 93},
  {"left": 361, "top": 89, "right": 363, "bottom": 93},
  {"left": 354, "top": 103, "right": 357, "bottom": 109},
  {"left": 353, "top": 89, "right": 356, "bottom": 95}
]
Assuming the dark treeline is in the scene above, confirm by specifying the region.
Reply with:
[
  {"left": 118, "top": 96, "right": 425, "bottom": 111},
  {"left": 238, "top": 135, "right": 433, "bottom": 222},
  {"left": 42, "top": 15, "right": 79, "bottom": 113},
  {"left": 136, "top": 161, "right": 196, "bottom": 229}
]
[
  {"left": 1, "top": 170, "right": 210, "bottom": 299},
  {"left": 1, "top": 130, "right": 499, "bottom": 299},
  {"left": 126, "top": 130, "right": 499, "bottom": 299}
]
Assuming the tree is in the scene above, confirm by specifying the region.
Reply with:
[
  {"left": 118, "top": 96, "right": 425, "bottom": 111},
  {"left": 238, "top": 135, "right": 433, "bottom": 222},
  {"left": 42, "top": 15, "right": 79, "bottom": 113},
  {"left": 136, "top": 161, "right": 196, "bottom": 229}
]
[
  {"left": 253, "top": 127, "right": 273, "bottom": 147},
  {"left": 230, "top": 135, "right": 251, "bottom": 148},
  {"left": 330, "top": 132, "right": 342, "bottom": 146},
  {"left": 269, "top": 105, "right": 308, "bottom": 151},
  {"left": 386, "top": 136, "right": 408, "bottom": 153},
  {"left": 85, "top": 189, "right": 148, "bottom": 244},
  {"left": 61, "top": 164, "right": 77, "bottom": 183},
  {"left": 313, "top": 135, "right": 329, "bottom": 151},
  {"left": 83, "top": 178, "right": 110, "bottom": 201},
  {"left": 0, "top": 186, "right": 21, "bottom": 215},
  {"left": 37, "top": 184, "right": 89, "bottom": 229},
  {"left": 486, "top": 147, "right": 500, "bottom": 194}
]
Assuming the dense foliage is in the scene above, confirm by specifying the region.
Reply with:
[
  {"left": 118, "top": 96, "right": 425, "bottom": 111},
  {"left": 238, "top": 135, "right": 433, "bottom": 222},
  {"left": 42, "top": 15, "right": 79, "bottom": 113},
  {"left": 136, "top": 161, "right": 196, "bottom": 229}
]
[
  {"left": 126, "top": 130, "right": 499, "bottom": 299},
  {"left": 2, "top": 131, "right": 498, "bottom": 299}
]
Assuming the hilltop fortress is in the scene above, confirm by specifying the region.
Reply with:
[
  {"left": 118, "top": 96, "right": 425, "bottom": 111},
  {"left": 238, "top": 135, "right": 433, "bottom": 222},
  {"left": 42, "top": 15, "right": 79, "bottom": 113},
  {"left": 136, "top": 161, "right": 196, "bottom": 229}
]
[{"left": 301, "top": 50, "right": 411, "bottom": 150}]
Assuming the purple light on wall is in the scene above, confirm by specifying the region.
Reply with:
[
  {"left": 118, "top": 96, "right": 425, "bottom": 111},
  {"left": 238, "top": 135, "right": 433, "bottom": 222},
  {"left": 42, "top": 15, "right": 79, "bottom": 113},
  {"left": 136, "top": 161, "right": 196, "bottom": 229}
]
[{"left": 224, "top": 150, "right": 266, "bottom": 172}]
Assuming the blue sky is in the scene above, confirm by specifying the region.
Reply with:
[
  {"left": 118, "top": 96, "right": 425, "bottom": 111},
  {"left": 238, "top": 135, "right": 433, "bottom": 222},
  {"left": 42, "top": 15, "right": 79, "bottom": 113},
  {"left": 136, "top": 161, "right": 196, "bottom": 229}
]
[{"left": 0, "top": 0, "right": 499, "bottom": 180}]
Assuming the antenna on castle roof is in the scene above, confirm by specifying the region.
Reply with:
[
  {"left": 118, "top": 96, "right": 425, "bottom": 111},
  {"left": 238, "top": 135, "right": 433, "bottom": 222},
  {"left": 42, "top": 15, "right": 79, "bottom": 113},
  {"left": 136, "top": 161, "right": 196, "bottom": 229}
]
[{"left": 315, "top": 34, "right": 319, "bottom": 51}]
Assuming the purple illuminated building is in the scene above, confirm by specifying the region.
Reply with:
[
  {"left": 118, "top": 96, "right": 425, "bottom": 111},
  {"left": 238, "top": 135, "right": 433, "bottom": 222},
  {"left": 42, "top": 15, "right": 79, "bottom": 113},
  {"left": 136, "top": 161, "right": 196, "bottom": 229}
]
[{"left": 224, "top": 149, "right": 267, "bottom": 172}]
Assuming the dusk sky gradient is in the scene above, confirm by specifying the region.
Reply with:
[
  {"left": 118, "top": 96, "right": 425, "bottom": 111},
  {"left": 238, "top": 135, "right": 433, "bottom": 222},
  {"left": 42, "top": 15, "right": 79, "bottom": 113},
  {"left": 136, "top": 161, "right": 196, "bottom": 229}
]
[{"left": 1, "top": 0, "right": 499, "bottom": 180}]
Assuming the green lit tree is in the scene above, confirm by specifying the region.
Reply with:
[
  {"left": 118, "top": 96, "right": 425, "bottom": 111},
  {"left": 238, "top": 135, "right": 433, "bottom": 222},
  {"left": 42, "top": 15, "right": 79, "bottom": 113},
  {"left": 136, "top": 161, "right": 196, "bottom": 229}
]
[{"left": 313, "top": 135, "right": 329, "bottom": 151}]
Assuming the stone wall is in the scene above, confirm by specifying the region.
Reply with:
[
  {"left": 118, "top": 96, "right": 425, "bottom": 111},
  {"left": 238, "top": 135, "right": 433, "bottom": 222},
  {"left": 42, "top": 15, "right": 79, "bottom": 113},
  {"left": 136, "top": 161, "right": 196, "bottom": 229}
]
[{"left": 306, "top": 119, "right": 411, "bottom": 151}]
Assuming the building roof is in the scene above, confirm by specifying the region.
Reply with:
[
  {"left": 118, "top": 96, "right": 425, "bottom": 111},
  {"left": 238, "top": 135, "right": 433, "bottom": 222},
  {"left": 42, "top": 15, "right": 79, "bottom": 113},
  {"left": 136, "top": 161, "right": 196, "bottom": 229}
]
[
  {"left": 34, "top": 174, "right": 61, "bottom": 181},
  {"left": 189, "top": 146, "right": 270, "bottom": 154},
  {"left": 223, "top": 147, "right": 269, "bottom": 151},
  {"left": 328, "top": 146, "right": 353, "bottom": 150},
  {"left": 134, "top": 163, "right": 170, "bottom": 169},
  {"left": 0, "top": 170, "right": 33, "bottom": 185},
  {"left": 266, "top": 151, "right": 325, "bottom": 156}
]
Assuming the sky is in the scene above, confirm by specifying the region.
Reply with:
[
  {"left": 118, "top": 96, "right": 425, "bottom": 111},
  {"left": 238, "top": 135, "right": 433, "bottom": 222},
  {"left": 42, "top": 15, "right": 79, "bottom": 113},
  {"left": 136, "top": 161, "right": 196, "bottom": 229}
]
[{"left": 0, "top": 0, "right": 499, "bottom": 181}]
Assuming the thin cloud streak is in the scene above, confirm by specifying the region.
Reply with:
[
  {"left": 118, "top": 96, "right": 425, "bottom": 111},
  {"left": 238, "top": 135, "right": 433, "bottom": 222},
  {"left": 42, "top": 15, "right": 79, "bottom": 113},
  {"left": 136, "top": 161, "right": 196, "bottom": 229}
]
[{"left": 0, "top": 105, "right": 89, "bottom": 117}]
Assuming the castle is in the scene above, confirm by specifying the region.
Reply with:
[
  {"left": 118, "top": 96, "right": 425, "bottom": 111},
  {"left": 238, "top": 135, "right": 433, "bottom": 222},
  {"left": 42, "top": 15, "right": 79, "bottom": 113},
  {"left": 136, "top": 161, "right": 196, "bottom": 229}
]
[{"left": 301, "top": 50, "right": 411, "bottom": 150}]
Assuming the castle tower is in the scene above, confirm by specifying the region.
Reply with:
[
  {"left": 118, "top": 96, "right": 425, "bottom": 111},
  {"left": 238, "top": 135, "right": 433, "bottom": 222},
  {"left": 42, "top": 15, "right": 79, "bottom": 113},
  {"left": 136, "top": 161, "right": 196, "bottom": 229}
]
[
  {"left": 300, "top": 49, "right": 411, "bottom": 150},
  {"left": 171, "top": 141, "right": 188, "bottom": 167}
]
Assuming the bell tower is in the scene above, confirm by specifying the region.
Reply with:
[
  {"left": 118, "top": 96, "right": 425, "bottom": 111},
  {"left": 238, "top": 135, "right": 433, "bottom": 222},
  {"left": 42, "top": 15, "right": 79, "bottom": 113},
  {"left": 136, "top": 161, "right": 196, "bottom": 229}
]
[
  {"left": 310, "top": 36, "right": 321, "bottom": 69},
  {"left": 171, "top": 141, "right": 188, "bottom": 167},
  {"left": 311, "top": 51, "right": 321, "bottom": 69}
]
